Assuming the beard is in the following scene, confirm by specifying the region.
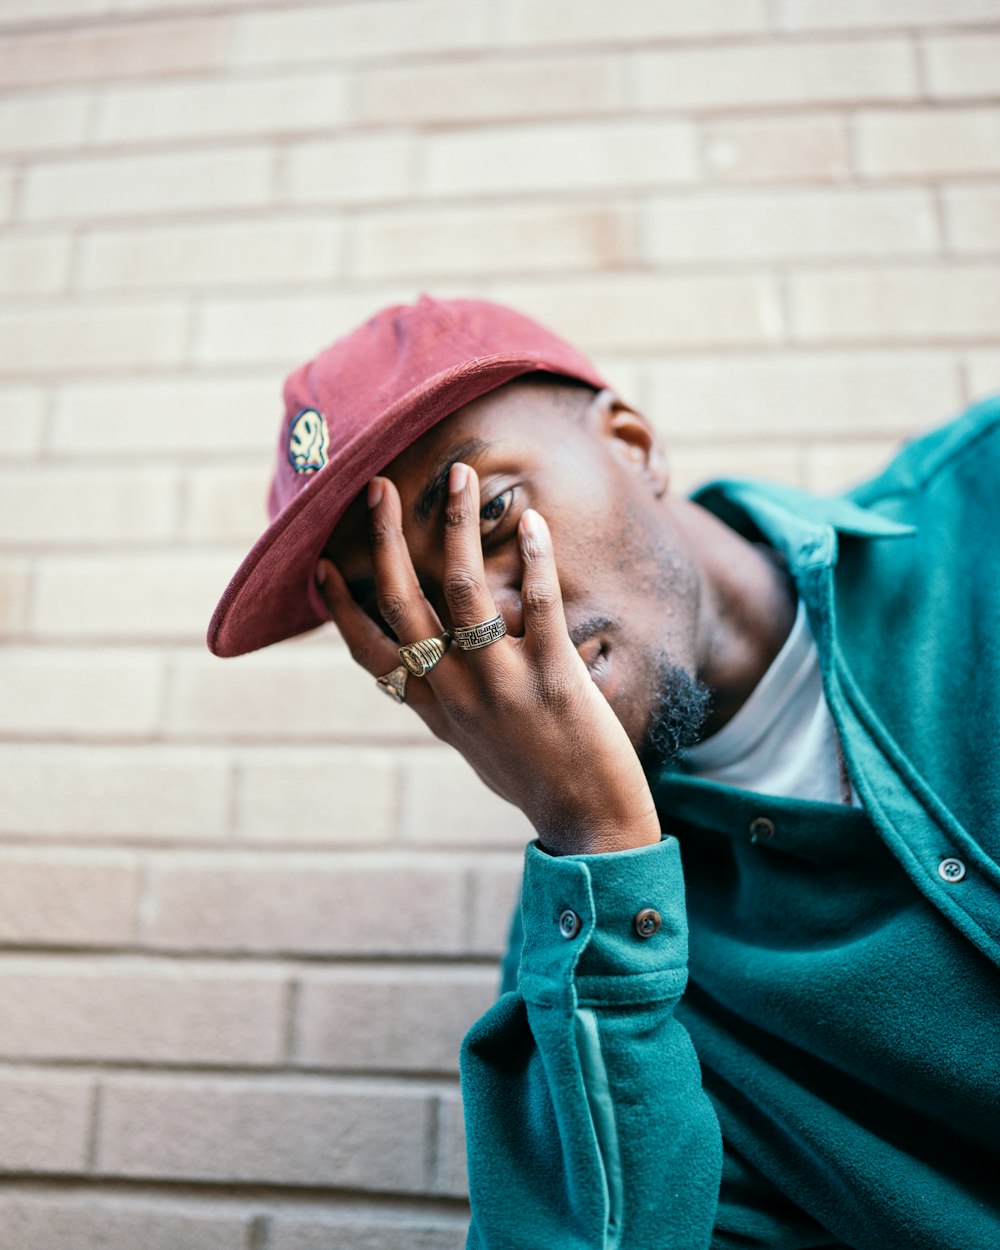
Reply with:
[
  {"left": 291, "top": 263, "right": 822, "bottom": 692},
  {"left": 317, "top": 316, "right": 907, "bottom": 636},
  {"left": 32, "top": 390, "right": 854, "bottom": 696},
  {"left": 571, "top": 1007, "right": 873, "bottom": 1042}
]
[{"left": 637, "top": 658, "right": 711, "bottom": 774}]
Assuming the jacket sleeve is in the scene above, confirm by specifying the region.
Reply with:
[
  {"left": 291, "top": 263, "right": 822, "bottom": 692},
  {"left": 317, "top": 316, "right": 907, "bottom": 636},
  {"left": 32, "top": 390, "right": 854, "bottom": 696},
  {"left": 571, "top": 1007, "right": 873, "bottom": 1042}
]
[{"left": 460, "top": 836, "right": 723, "bottom": 1249}]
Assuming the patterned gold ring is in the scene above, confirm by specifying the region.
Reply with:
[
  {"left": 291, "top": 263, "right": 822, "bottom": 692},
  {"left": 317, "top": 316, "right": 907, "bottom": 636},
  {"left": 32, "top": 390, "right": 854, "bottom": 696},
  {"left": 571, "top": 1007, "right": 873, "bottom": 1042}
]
[
  {"left": 452, "top": 614, "right": 507, "bottom": 651},
  {"left": 375, "top": 665, "right": 409, "bottom": 703},
  {"left": 398, "top": 631, "right": 451, "bottom": 677}
]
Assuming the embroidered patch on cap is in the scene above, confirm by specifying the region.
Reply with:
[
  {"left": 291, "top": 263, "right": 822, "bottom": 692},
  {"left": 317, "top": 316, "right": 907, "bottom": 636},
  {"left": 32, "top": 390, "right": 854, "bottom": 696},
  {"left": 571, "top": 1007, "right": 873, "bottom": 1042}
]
[{"left": 287, "top": 408, "right": 330, "bottom": 474}]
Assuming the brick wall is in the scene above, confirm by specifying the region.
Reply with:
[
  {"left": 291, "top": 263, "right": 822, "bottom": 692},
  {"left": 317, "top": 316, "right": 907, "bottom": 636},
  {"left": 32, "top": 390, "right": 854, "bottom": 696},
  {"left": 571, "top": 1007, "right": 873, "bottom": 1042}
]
[{"left": 1, "top": 1, "right": 998, "bottom": 1245}]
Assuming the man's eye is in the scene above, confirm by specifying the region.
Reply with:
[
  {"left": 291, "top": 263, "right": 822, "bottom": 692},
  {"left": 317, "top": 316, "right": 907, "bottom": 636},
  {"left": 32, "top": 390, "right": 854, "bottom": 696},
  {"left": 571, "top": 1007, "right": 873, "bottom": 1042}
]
[{"left": 479, "top": 488, "right": 514, "bottom": 537}]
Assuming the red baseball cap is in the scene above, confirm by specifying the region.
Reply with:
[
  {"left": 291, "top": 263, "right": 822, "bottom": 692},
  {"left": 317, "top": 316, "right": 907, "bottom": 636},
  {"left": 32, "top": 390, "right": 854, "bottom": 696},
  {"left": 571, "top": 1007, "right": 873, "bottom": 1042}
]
[{"left": 207, "top": 295, "right": 609, "bottom": 658}]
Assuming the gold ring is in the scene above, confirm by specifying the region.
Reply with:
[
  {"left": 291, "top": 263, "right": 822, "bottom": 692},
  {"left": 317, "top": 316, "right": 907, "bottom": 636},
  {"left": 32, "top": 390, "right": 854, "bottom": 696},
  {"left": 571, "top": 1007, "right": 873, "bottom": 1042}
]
[
  {"left": 398, "top": 631, "right": 451, "bottom": 677},
  {"left": 452, "top": 614, "right": 506, "bottom": 651},
  {"left": 375, "top": 665, "right": 409, "bottom": 703}
]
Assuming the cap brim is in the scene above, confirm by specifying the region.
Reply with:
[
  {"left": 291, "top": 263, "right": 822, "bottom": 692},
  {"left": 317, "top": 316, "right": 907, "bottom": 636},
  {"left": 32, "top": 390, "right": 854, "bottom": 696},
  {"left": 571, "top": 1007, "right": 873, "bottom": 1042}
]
[{"left": 207, "top": 355, "right": 593, "bottom": 658}]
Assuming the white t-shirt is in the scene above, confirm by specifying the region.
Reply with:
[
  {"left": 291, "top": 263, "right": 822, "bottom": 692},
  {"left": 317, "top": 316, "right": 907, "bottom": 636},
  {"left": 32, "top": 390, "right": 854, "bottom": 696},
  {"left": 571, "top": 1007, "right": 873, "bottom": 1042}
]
[{"left": 683, "top": 600, "right": 859, "bottom": 806}]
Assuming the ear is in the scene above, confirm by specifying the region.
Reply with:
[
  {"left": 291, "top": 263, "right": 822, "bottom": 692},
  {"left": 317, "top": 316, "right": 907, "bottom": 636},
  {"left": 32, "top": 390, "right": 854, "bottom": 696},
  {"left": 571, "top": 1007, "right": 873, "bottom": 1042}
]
[{"left": 587, "top": 389, "right": 669, "bottom": 498}]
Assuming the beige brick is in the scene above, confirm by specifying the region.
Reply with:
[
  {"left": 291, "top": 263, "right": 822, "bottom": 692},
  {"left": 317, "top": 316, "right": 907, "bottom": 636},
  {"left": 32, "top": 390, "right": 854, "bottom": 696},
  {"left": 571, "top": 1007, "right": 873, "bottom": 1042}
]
[
  {"left": 0, "top": 232, "right": 71, "bottom": 295},
  {"left": 433, "top": 1090, "right": 467, "bottom": 1197},
  {"left": 400, "top": 749, "right": 534, "bottom": 847},
  {"left": 233, "top": 748, "right": 397, "bottom": 843},
  {"left": 0, "top": 1071, "right": 92, "bottom": 1172},
  {"left": 0, "top": 959, "right": 286, "bottom": 1065},
  {"left": 0, "top": 301, "right": 188, "bottom": 374},
  {"left": 702, "top": 114, "right": 851, "bottom": 184},
  {"left": 166, "top": 646, "right": 436, "bottom": 743},
  {"left": 0, "top": 849, "right": 138, "bottom": 946},
  {"left": 491, "top": 275, "right": 783, "bottom": 353},
  {"left": 0, "top": 386, "right": 45, "bottom": 458},
  {"left": 0, "top": 467, "right": 177, "bottom": 544},
  {"left": 94, "top": 71, "right": 347, "bottom": 146},
  {"left": 644, "top": 352, "right": 961, "bottom": 442},
  {"left": 944, "top": 186, "right": 1000, "bottom": 253},
  {"left": 634, "top": 39, "right": 917, "bottom": 111},
  {"left": 356, "top": 54, "right": 622, "bottom": 127},
  {"left": 269, "top": 1214, "right": 467, "bottom": 1250},
  {"left": 183, "top": 464, "right": 272, "bottom": 544},
  {"left": 144, "top": 852, "right": 467, "bottom": 955},
  {"left": 0, "top": 746, "right": 230, "bottom": 840},
  {"left": 856, "top": 108, "right": 1000, "bottom": 178},
  {"left": 423, "top": 120, "right": 696, "bottom": 197},
  {"left": 643, "top": 189, "right": 937, "bottom": 264},
  {"left": 802, "top": 439, "right": 904, "bottom": 493},
  {"left": 78, "top": 216, "right": 342, "bottom": 292},
  {"left": 352, "top": 203, "right": 634, "bottom": 281},
  {"left": 924, "top": 34, "right": 1000, "bottom": 100},
  {"left": 789, "top": 267, "right": 1000, "bottom": 342},
  {"left": 0, "top": 1198, "right": 248, "bottom": 1250},
  {"left": 120, "top": 0, "right": 267, "bottom": 10},
  {"left": 0, "top": 649, "right": 164, "bottom": 736},
  {"left": 0, "top": 558, "right": 29, "bottom": 638},
  {"left": 0, "top": 0, "right": 110, "bottom": 23},
  {"left": 50, "top": 375, "right": 277, "bottom": 457},
  {"left": 967, "top": 351, "right": 1000, "bottom": 398},
  {"left": 670, "top": 443, "right": 805, "bottom": 495},
  {"left": 194, "top": 290, "right": 410, "bottom": 367},
  {"left": 0, "top": 17, "right": 232, "bottom": 88},
  {"left": 281, "top": 133, "right": 415, "bottom": 207},
  {"left": 296, "top": 967, "right": 496, "bottom": 1073},
  {"left": 97, "top": 1074, "right": 434, "bottom": 1190},
  {"left": 232, "top": 0, "right": 488, "bottom": 67},
  {"left": 0, "top": 165, "right": 12, "bottom": 224},
  {"left": 32, "top": 551, "right": 241, "bottom": 641},
  {"left": 465, "top": 856, "right": 524, "bottom": 958},
  {"left": 22, "top": 147, "right": 273, "bottom": 221},
  {"left": 0, "top": 90, "right": 91, "bottom": 155},
  {"left": 777, "top": 0, "right": 1000, "bottom": 30},
  {"left": 499, "top": 0, "right": 767, "bottom": 44}
]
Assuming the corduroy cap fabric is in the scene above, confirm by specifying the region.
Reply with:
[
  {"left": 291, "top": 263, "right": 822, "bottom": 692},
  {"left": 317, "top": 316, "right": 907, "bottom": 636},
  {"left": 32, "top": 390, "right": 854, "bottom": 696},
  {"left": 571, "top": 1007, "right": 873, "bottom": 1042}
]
[{"left": 207, "top": 295, "right": 609, "bottom": 658}]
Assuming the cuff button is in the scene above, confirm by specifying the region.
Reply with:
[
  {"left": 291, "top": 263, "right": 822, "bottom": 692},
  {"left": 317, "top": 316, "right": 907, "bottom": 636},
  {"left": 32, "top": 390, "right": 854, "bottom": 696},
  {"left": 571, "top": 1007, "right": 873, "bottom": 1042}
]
[
  {"left": 634, "top": 908, "right": 662, "bottom": 939},
  {"left": 558, "top": 908, "right": 582, "bottom": 939}
]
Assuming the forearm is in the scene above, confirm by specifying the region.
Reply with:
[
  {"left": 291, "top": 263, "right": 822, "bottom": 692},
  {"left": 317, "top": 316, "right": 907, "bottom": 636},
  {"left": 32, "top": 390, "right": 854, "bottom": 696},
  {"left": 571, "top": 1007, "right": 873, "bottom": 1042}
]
[{"left": 461, "top": 837, "right": 722, "bottom": 1249}]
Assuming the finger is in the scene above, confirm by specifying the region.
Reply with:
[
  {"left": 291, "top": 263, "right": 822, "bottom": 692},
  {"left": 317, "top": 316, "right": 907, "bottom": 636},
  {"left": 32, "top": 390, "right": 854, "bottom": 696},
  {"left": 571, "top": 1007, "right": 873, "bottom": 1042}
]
[
  {"left": 367, "top": 476, "right": 442, "bottom": 644},
  {"left": 315, "top": 558, "right": 401, "bottom": 677},
  {"left": 517, "top": 509, "right": 576, "bottom": 662},
  {"left": 441, "top": 463, "right": 501, "bottom": 631}
]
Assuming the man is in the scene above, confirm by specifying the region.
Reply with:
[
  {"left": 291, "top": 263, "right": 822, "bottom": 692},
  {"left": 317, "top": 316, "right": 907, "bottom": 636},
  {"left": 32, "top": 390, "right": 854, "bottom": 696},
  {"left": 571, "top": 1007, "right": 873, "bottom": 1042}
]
[{"left": 209, "top": 295, "right": 999, "bottom": 1249}]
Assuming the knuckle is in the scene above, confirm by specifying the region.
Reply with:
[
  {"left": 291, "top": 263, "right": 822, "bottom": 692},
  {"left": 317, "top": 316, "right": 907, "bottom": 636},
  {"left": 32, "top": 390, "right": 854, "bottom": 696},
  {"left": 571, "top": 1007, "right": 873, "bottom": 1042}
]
[
  {"left": 443, "top": 500, "right": 473, "bottom": 529},
  {"left": 375, "top": 592, "right": 409, "bottom": 631},
  {"left": 367, "top": 514, "right": 394, "bottom": 548},
  {"left": 438, "top": 695, "right": 479, "bottom": 733},
  {"left": 443, "top": 569, "right": 482, "bottom": 611},
  {"left": 522, "top": 581, "right": 558, "bottom": 616}
]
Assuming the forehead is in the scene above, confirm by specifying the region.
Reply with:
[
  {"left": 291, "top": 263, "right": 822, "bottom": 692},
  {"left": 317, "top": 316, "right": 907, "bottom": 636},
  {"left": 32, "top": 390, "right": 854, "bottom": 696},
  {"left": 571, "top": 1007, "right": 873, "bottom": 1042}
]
[{"left": 325, "top": 378, "right": 593, "bottom": 562}]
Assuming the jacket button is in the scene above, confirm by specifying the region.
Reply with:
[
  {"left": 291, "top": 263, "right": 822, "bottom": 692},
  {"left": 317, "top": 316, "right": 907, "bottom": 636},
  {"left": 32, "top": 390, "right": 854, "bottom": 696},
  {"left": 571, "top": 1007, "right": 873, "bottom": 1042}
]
[
  {"left": 558, "top": 908, "right": 582, "bottom": 939},
  {"left": 938, "top": 857, "right": 966, "bottom": 883},
  {"left": 634, "top": 908, "right": 662, "bottom": 939},
  {"left": 749, "top": 816, "right": 775, "bottom": 843}
]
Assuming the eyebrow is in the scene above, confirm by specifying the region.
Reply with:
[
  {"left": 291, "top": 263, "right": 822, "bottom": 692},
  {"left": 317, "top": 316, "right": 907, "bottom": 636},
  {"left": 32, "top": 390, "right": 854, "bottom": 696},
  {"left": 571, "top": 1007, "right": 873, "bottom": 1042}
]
[{"left": 413, "top": 437, "right": 492, "bottom": 525}]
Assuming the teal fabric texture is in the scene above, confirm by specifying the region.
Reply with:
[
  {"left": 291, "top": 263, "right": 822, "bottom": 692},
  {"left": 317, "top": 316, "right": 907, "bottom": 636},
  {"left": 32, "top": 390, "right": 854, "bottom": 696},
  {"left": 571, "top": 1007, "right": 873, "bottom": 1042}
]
[{"left": 460, "top": 398, "right": 1000, "bottom": 1249}]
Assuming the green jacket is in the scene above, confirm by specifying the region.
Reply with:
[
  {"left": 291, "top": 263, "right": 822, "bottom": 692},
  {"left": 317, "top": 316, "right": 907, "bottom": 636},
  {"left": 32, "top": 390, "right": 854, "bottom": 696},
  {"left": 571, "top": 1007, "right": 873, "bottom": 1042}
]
[{"left": 461, "top": 397, "right": 1000, "bottom": 1249}]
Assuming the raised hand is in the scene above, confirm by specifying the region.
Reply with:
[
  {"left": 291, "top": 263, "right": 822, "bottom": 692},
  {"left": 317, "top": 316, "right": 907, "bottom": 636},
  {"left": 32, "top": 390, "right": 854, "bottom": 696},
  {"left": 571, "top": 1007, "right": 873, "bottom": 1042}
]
[{"left": 316, "top": 463, "right": 661, "bottom": 857}]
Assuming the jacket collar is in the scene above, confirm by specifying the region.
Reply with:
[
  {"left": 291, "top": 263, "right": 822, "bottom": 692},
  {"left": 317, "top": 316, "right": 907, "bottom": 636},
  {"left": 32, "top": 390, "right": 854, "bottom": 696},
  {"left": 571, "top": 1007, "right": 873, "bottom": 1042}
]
[{"left": 691, "top": 479, "right": 914, "bottom": 576}]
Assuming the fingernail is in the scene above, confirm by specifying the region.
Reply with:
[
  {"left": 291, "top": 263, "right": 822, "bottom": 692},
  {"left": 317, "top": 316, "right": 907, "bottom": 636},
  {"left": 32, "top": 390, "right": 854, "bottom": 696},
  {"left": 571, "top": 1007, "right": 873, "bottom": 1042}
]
[
  {"left": 316, "top": 561, "right": 329, "bottom": 586},
  {"left": 367, "top": 478, "right": 384, "bottom": 508},
  {"left": 521, "top": 508, "right": 544, "bottom": 540},
  {"left": 449, "top": 462, "right": 469, "bottom": 493}
]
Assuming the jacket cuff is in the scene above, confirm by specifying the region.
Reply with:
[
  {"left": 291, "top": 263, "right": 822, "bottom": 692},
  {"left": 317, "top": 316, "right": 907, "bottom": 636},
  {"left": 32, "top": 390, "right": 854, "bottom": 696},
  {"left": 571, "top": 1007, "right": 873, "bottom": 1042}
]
[{"left": 517, "top": 837, "right": 689, "bottom": 1011}]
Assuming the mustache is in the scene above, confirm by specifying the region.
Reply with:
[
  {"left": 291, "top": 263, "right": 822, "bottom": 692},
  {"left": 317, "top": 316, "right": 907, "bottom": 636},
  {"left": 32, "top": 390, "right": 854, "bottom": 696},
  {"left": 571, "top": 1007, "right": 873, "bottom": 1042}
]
[{"left": 568, "top": 615, "right": 618, "bottom": 648}]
